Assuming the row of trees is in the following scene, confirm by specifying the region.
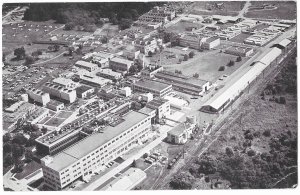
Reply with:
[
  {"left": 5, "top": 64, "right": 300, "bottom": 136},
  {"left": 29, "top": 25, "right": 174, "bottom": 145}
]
[
  {"left": 23, "top": 3, "right": 164, "bottom": 31},
  {"left": 3, "top": 124, "right": 48, "bottom": 173}
]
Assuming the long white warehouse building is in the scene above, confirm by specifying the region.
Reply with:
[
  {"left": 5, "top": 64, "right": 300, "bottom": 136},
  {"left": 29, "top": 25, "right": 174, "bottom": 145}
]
[{"left": 201, "top": 47, "right": 283, "bottom": 113}]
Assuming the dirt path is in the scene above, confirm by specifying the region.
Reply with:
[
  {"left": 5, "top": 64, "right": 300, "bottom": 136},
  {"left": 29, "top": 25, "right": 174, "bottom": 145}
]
[{"left": 237, "top": 1, "right": 251, "bottom": 18}]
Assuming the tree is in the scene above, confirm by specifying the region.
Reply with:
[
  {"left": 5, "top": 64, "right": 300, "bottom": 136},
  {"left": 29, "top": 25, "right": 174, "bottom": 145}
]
[
  {"left": 3, "top": 53, "right": 6, "bottom": 62},
  {"left": 263, "top": 130, "right": 271, "bottom": 137},
  {"left": 25, "top": 149, "right": 34, "bottom": 163},
  {"left": 225, "top": 147, "right": 234, "bottom": 157},
  {"left": 183, "top": 54, "right": 189, "bottom": 61},
  {"left": 247, "top": 149, "right": 256, "bottom": 157},
  {"left": 193, "top": 73, "right": 199, "bottom": 78},
  {"left": 4, "top": 154, "right": 13, "bottom": 168},
  {"left": 170, "top": 172, "right": 195, "bottom": 190},
  {"left": 3, "top": 133, "right": 12, "bottom": 143},
  {"left": 119, "top": 18, "right": 133, "bottom": 30},
  {"left": 218, "top": 66, "right": 225, "bottom": 71},
  {"left": 64, "top": 22, "right": 75, "bottom": 30},
  {"left": 148, "top": 51, "right": 153, "bottom": 57},
  {"left": 53, "top": 44, "right": 60, "bottom": 52},
  {"left": 189, "top": 51, "right": 195, "bottom": 58},
  {"left": 3, "top": 143, "right": 12, "bottom": 154},
  {"left": 132, "top": 160, "right": 137, "bottom": 167},
  {"left": 14, "top": 159, "right": 25, "bottom": 173},
  {"left": 14, "top": 47, "right": 26, "bottom": 60},
  {"left": 12, "top": 134, "right": 28, "bottom": 146},
  {"left": 12, "top": 144, "right": 25, "bottom": 159},
  {"left": 101, "top": 36, "right": 108, "bottom": 44},
  {"left": 196, "top": 155, "right": 217, "bottom": 175},
  {"left": 227, "top": 60, "right": 235, "bottom": 67},
  {"left": 25, "top": 55, "right": 35, "bottom": 65},
  {"left": 236, "top": 56, "right": 242, "bottom": 62},
  {"left": 129, "top": 65, "right": 138, "bottom": 74}
]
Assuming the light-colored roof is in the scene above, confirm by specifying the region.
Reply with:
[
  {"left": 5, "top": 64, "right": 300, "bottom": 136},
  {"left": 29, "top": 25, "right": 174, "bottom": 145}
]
[
  {"left": 258, "top": 47, "right": 282, "bottom": 66},
  {"left": 47, "top": 111, "right": 150, "bottom": 171},
  {"left": 168, "top": 123, "right": 191, "bottom": 136},
  {"left": 277, "top": 38, "right": 291, "bottom": 48},
  {"left": 202, "top": 59, "right": 275, "bottom": 111},
  {"left": 110, "top": 57, "right": 133, "bottom": 65},
  {"left": 53, "top": 77, "right": 74, "bottom": 86},
  {"left": 134, "top": 79, "right": 172, "bottom": 93},
  {"left": 75, "top": 60, "right": 98, "bottom": 68},
  {"left": 102, "top": 168, "right": 147, "bottom": 191}
]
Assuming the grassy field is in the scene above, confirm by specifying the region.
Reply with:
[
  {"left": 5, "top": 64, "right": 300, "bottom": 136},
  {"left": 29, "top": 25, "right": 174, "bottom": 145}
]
[
  {"left": 229, "top": 33, "right": 252, "bottom": 43},
  {"left": 166, "top": 20, "right": 204, "bottom": 34},
  {"left": 245, "top": 1, "right": 296, "bottom": 20},
  {"left": 56, "top": 111, "right": 73, "bottom": 119},
  {"left": 163, "top": 49, "right": 249, "bottom": 82},
  {"left": 190, "top": 1, "right": 246, "bottom": 16},
  {"left": 44, "top": 117, "right": 66, "bottom": 127}
]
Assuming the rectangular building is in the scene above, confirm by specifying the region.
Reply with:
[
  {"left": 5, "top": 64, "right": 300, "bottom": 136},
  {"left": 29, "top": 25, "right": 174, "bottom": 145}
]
[
  {"left": 75, "top": 60, "right": 98, "bottom": 72},
  {"left": 53, "top": 78, "right": 77, "bottom": 89},
  {"left": 46, "top": 99, "right": 65, "bottom": 111},
  {"left": 96, "top": 68, "right": 122, "bottom": 81},
  {"left": 155, "top": 71, "right": 210, "bottom": 95},
  {"left": 26, "top": 87, "right": 50, "bottom": 106},
  {"left": 41, "top": 111, "right": 152, "bottom": 190},
  {"left": 133, "top": 79, "right": 172, "bottom": 97},
  {"left": 109, "top": 57, "right": 134, "bottom": 72},
  {"left": 146, "top": 98, "right": 171, "bottom": 121},
  {"left": 75, "top": 85, "right": 95, "bottom": 98},
  {"left": 43, "top": 82, "right": 77, "bottom": 103},
  {"left": 225, "top": 46, "right": 254, "bottom": 57}
]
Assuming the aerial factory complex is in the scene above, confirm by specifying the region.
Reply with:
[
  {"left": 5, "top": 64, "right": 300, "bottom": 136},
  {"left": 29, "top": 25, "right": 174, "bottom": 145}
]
[{"left": 2, "top": 1, "right": 297, "bottom": 191}]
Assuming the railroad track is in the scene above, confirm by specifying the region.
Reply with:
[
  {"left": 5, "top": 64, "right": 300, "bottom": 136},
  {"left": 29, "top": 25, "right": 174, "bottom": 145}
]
[{"left": 151, "top": 45, "right": 296, "bottom": 190}]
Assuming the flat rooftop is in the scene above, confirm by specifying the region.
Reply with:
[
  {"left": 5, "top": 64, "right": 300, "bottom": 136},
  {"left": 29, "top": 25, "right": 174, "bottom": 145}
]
[
  {"left": 75, "top": 85, "right": 93, "bottom": 95},
  {"left": 47, "top": 111, "right": 150, "bottom": 171},
  {"left": 134, "top": 79, "right": 172, "bottom": 92},
  {"left": 155, "top": 71, "right": 208, "bottom": 87},
  {"left": 146, "top": 98, "right": 169, "bottom": 108}
]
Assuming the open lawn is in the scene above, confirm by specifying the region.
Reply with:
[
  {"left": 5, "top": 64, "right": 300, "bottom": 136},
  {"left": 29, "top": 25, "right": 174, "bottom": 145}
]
[
  {"left": 162, "top": 49, "right": 249, "bottom": 82},
  {"left": 44, "top": 117, "right": 66, "bottom": 127},
  {"left": 245, "top": 1, "right": 296, "bottom": 20},
  {"left": 56, "top": 111, "right": 73, "bottom": 119},
  {"left": 166, "top": 20, "right": 204, "bottom": 34},
  {"left": 190, "top": 1, "right": 246, "bottom": 16},
  {"left": 229, "top": 33, "right": 252, "bottom": 43}
]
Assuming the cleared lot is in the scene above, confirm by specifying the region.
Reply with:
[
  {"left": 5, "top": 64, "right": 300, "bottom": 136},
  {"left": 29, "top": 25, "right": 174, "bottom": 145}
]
[
  {"left": 244, "top": 1, "right": 296, "bottom": 20},
  {"left": 162, "top": 49, "right": 250, "bottom": 82}
]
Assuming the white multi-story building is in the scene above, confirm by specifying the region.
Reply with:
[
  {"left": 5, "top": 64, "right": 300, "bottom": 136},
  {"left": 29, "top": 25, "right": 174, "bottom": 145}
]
[
  {"left": 53, "top": 78, "right": 78, "bottom": 89},
  {"left": 43, "top": 82, "right": 77, "bottom": 103},
  {"left": 96, "top": 68, "right": 122, "bottom": 81},
  {"left": 75, "top": 60, "right": 98, "bottom": 72},
  {"left": 41, "top": 111, "right": 152, "bottom": 190},
  {"left": 26, "top": 87, "right": 50, "bottom": 106}
]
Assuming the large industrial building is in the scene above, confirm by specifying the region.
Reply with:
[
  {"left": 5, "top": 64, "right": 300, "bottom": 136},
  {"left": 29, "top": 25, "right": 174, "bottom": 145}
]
[
  {"left": 132, "top": 79, "right": 172, "bottom": 97},
  {"left": 26, "top": 87, "right": 51, "bottom": 106},
  {"left": 109, "top": 57, "right": 134, "bottom": 72},
  {"left": 41, "top": 111, "right": 152, "bottom": 190},
  {"left": 201, "top": 47, "right": 283, "bottom": 113},
  {"left": 43, "top": 82, "right": 77, "bottom": 103},
  {"left": 154, "top": 71, "right": 210, "bottom": 95},
  {"left": 178, "top": 34, "right": 220, "bottom": 50}
]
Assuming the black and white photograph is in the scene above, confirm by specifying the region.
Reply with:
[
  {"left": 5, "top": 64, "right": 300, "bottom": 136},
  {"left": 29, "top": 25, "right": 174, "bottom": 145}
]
[{"left": 1, "top": 0, "right": 298, "bottom": 191}]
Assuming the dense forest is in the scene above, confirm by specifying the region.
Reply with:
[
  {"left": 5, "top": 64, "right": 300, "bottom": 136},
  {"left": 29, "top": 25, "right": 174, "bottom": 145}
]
[{"left": 6, "top": 2, "right": 165, "bottom": 30}]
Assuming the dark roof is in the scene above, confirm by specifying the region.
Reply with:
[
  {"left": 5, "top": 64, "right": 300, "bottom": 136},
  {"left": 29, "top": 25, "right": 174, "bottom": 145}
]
[{"left": 76, "top": 85, "right": 93, "bottom": 95}]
